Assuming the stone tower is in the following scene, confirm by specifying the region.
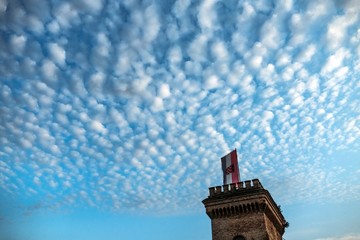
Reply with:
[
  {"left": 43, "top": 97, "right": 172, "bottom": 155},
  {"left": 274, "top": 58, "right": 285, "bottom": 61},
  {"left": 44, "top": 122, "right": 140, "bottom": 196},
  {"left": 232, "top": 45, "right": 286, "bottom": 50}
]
[{"left": 202, "top": 179, "right": 287, "bottom": 240}]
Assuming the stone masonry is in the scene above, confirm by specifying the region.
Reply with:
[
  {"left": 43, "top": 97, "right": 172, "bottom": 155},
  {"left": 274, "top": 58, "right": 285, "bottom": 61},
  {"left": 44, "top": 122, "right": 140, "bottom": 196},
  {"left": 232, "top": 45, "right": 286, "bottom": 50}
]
[{"left": 202, "top": 179, "right": 287, "bottom": 240}]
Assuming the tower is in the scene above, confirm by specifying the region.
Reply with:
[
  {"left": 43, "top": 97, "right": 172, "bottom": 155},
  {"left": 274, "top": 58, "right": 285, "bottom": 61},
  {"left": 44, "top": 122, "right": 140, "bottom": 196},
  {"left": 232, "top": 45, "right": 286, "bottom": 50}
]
[{"left": 202, "top": 179, "right": 287, "bottom": 240}]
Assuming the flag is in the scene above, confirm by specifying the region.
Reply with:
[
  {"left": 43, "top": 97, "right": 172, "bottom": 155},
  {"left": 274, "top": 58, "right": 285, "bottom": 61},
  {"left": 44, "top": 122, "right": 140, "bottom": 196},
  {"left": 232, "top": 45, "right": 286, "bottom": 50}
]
[{"left": 221, "top": 149, "right": 240, "bottom": 184}]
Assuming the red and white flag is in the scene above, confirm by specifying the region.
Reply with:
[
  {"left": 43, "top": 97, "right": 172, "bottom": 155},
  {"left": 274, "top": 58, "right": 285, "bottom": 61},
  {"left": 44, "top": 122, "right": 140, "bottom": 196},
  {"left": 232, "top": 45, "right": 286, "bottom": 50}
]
[{"left": 221, "top": 149, "right": 240, "bottom": 184}]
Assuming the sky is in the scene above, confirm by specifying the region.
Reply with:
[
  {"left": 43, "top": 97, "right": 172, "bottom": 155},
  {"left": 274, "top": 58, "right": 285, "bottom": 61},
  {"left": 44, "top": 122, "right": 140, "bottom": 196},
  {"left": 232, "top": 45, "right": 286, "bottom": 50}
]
[{"left": 0, "top": 0, "right": 360, "bottom": 239}]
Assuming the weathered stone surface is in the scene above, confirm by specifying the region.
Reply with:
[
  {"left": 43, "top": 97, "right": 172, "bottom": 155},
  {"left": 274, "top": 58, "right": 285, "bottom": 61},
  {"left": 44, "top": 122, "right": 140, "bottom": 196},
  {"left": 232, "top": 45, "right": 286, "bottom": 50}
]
[{"left": 202, "top": 179, "right": 286, "bottom": 240}]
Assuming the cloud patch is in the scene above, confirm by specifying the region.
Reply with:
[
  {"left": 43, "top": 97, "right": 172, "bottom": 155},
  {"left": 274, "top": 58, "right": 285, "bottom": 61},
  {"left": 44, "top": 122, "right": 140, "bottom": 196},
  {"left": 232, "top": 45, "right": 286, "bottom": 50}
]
[{"left": 0, "top": 0, "right": 359, "bottom": 216}]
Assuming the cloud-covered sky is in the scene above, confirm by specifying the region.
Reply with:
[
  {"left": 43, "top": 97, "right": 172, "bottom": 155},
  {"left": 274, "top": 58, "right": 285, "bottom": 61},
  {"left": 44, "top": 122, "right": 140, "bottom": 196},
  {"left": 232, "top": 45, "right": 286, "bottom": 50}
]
[{"left": 1, "top": 0, "right": 360, "bottom": 239}]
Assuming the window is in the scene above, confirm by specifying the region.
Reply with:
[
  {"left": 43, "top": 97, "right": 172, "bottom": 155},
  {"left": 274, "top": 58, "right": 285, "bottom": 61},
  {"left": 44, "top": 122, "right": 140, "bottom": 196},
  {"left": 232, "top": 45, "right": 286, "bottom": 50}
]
[{"left": 233, "top": 235, "right": 246, "bottom": 240}]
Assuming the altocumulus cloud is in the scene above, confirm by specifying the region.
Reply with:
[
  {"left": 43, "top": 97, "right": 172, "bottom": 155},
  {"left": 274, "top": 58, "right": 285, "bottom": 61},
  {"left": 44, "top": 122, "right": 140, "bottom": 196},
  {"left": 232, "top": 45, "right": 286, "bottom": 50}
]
[{"left": 0, "top": 0, "right": 359, "bottom": 214}]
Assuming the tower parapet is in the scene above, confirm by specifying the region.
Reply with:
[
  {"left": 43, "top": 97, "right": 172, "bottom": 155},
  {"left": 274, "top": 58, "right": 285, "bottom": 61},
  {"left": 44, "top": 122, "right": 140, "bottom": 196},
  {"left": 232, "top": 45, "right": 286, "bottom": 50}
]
[
  {"left": 203, "top": 179, "right": 287, "bottom": 240},
  {"left": 209, "top": 179, "right": 263, "bottom": 196}
]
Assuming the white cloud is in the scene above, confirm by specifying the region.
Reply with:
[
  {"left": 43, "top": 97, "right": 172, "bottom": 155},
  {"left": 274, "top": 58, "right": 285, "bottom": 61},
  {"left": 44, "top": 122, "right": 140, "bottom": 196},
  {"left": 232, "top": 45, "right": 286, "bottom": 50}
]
[
  {"left": 19, "top": 138, "right": 32, "bottom": 148},
  {"left": 95, "top": 33, "right": 110, "bottom": 57},
  {"left": 198, "top": 0, "right": 217, "bottom": 31},
  {"left": 41, "top": 59, "right": 58, "bottom": 81},
  {"left": 168, "top": 46, "right": 182, "bottom": 65},
  {"left": 289, "top": 90, "right": 303, "bottom": 106},
  {"left": 246, "top": 42, "right": 268, "bottom": 70},
  {"left": 263, "top": 110, "right": 274, "bottom": 122},
  {"left": 143, "top": 5, "right": 160, "bottom": 43},
  {"left": 276, "top": 52, "right": 291, "bottom": 66},
  {"left": 289, "top": 13, "right": 306, "bottom": 46},
  {"left": 172, "top": 0, "right": 191, "bottom": 18},
  {"left": 259, "top": 64, "right": 276, "bottom": 85},
  {"left": 297, "top": 44, "right": 316, "bottom": 63},
  {"left": 158, "top": 83, "right": 171, "bottom": 99},
  {"left": 260, "top": 18, "right": 281, "bottom": 49},
  {"left": 79, "top": 0, "right": 103, "bottom": 12},
  {"left": 58, "top": 103, "right": 72, "bottom": 113},
  {"left": 151, "top": 97, "right": 164, "bottom": 112},
  {"left": 131, "top": 75, "right": 151, "bottom": 93},
  {"left": 204, "top": 75, "right": 220, "bottom": 90},
  {"left": 334, "top": 66, "right": 349, "bottom": 80},
  {"left": 305, "top": 0, "right": 332, "bottom": 20},
  {"left": 307, "top": 75, "right": 320, "bottom": 93},
  {"left": 321, "top": 48, "right": 348, "bottom": 75},
  {"left": 10, "top": 34, "right": 26, "bottom": 55},
  {"left": 27, "top": 15, "right": 44, "bottom": 34},
  {"left": 277, "top": 0, "right": 293, "bottom": 12},
  {"left": 211, "top": 41, "right": 229, "bottom": 61},
  {"left": 90, "top": 120, "right": 107, "bottom": 134},
  {"left": 249, "top": 55, "right": 263, "bottom": 69},
  {"left": 54, "top": 2, "right": 79, "bottom": 28},
  {"left": 237, "top": 75, "right": 255, "bottom": 95},
  {"left": 188, "top": 34, "right": 208, "bottom": 62},
  {"left": 48, "top": 43, "right": 66, "bottom": 66},
  {"left": 47, "top": 20, "right": 60, "bottom": 34},
  {"left": 282, "top": 66, "right": 294, "bottom": 81},
  {"left": 326, "top": 12, "right": 358, "bottom": 50},
  {"left": 89, "top": 71, "right": 106, "bottom": 94}
]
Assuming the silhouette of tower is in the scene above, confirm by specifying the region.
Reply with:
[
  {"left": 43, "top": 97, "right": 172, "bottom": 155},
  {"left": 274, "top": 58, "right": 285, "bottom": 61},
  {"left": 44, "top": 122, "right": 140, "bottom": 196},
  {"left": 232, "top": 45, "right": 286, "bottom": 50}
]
[{"left": 202, "top": 179, "right": 287, "bottom": 240}]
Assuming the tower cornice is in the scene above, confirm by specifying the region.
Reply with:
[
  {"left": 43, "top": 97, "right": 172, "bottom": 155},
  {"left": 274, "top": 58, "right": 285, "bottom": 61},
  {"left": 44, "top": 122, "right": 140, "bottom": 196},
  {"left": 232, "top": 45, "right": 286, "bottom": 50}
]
[{"left": 202, "top": 179, "right": 287, "bottom": 237}]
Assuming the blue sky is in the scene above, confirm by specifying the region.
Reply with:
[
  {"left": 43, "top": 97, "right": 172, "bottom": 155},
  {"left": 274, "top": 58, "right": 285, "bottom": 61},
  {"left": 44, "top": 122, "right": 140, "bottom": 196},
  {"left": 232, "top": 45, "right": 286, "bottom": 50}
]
[{"left": 0, "top": 0, "right": 360, "bottom": 239}]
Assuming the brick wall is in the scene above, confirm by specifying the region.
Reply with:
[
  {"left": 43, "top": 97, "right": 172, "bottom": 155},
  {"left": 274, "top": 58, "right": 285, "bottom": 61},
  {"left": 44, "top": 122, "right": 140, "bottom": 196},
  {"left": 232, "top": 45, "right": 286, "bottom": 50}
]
[
  {"left": 264, "top": 214, "right": 282, "bottom": 240},
  {"left": 212, "top": 213, "right": 269, "bottom": 240}
]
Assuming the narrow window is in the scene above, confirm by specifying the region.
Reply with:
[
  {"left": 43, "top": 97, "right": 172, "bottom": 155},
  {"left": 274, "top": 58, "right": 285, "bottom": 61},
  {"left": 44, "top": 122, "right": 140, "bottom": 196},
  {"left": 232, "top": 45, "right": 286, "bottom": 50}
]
[{"left": 233, "top": 235, "right": 246, "bottom": 240}]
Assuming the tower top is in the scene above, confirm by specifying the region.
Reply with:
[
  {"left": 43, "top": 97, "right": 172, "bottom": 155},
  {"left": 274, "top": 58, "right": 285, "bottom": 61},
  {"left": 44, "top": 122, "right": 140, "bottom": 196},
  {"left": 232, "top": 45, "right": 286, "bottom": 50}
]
[{"left": 202, "top": 179, "right": 288, "bottom": 240}]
